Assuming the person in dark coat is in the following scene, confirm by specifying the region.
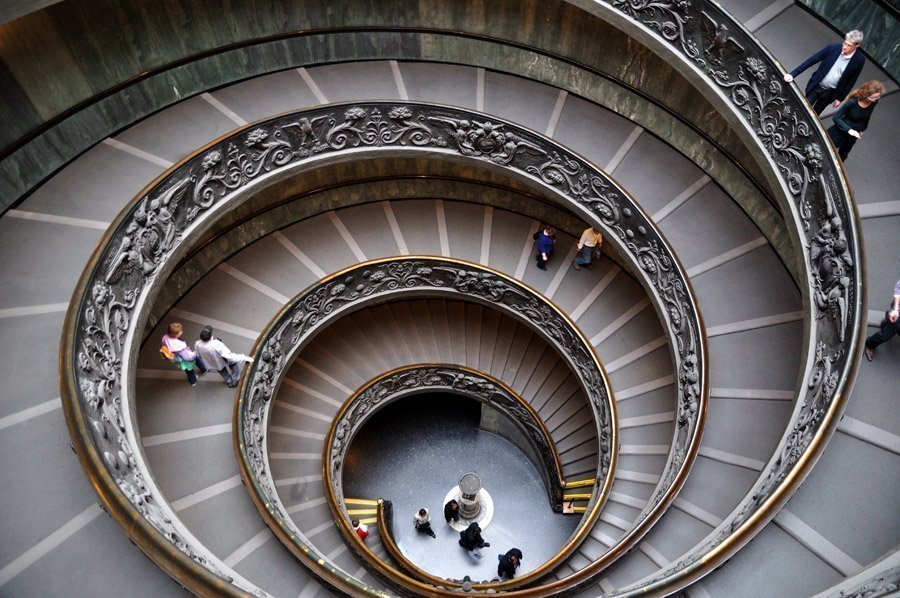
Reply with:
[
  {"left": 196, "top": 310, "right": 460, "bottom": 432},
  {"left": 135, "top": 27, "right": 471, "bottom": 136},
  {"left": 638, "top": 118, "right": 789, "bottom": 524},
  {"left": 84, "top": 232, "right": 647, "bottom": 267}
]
[
  {"left": 827, "top": 80, "right": 883, "bottom": 160},
  {"left": 864, "top": 279, "right": 900, "bottom": 362},
  {"left": 534, "top": 225, "right": 556, "bottom": 271},
  {"left": 458, "top": 522, "right": 489, "bottom": 560},
  {"left": 443, "top": 499, "right": 460, "bottom": 524},
  {"left": 783, "top": 30, "right": 865, "bottom": 114},
  {"left": 497, "top": 548, "right": 523, "bottom": 580}
]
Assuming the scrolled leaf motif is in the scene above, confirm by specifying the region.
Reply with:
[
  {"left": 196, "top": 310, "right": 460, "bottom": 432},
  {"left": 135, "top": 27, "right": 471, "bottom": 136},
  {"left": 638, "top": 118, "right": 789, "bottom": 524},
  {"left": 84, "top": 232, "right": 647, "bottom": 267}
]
[
  {"left": 324, "top": 107, "right": 442, "bottom": 150},
  {"left": 245, "top": 127, "right": 294, "bottom": 169},
  {"left": 106, "top": 181, "right": 186, "bottom": 283},
  {"left": 710, "top": 58, "right": 824, "bottom": 202},
  {"left": 808, "top": 181, "right": 853, "bottom": 340},
  {"left": 838, "top": 566, "right": 900, "bottom": 597},
  {"left": 610, "top": 0, "right": 700, "bottom": 60}
]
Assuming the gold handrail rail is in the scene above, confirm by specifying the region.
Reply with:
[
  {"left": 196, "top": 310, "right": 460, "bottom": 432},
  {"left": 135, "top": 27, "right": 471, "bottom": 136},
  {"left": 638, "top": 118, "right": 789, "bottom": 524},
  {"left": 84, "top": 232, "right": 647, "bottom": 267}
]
[
  {"left": 235, "top": 256, "right": 619, "bottom": 593},
  {"left": 322, "top": 364, "right": 580, "bottom": 590},
  {"left": 64, "top": 100, "right": 708, "bottom": 597}
]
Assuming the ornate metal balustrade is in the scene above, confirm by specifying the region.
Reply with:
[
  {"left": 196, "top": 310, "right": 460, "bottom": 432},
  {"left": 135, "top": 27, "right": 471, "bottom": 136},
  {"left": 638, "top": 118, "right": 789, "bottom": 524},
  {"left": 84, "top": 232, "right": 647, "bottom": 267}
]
[
  {"left": 61, "top": 101, "right": 707, "bottom": 597},
  {"left": 325, "top": 365, "right": 568, "bottom": 513},
  {"left": 577, "top": 0, "right": 864, "bottom": 594},
  {"left": 330, "top": 367, "right": 569, "bottom": 588},
  {"left": 237, "top": 258, "right": 615, "bottom": 593}
]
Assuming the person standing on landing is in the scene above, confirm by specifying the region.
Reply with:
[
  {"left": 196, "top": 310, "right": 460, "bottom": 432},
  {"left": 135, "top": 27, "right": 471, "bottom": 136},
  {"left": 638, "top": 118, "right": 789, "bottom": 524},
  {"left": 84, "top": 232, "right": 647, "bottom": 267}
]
[
  {"left": 827, "top": 80, "right": 883, "bottom": 161},
  {"left": 194, "top": 325, "right": 254, "bottom": 388},
  {"left": 784, "top": 30, "right": 865, "bottom": 115},
  {"left": 497, "top": 548, "right": 523, "bottom": 580},
  {"left": 162, "top": 322, "right": 207, "bottom": 386},
  {"left": 444, "top": 499, "right": 460, "bottom": 524},
  {"left": 573, "top": 226, "right": 603, "bottom": 270}
]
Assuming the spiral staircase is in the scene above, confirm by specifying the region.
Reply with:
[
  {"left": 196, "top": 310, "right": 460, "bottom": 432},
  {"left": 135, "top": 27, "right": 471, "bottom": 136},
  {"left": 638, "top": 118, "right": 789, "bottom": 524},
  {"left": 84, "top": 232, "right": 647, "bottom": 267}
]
[{"left": 0, "top": 1, "right": 897, "bottom": 597}]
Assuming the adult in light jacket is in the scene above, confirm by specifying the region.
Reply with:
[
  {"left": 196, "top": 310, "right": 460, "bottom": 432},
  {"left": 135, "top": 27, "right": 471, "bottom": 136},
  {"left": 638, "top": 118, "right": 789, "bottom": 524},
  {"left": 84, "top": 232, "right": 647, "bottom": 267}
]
[{"left": 783, "top": 30, "right": 865, "bottom": 115}]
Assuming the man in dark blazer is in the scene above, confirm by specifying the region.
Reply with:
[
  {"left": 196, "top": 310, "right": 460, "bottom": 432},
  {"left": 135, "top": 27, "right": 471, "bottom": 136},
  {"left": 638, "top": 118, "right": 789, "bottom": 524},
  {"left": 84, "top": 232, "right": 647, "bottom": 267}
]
[{"left": 784, "top": 30, "right": 865, "bottom": 115}]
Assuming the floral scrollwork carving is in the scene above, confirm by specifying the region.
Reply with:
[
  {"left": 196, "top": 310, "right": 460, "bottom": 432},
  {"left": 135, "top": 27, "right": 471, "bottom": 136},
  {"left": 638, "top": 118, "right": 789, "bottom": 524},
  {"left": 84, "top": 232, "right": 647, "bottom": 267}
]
[
  {"left": 427, "top": 115, "right": 544, "bottom": 164},
  {"left": 602, "top": 0, "right": 861, "bottom": 591},
  {"left": 69, "top": 102, "right": 706, "bottom": 595},
  {"left": 837, "top": 564, "right": 900, "bottom": 598},
  {"left": 610, "top": 0, "right": 700, "bottom": 59}
]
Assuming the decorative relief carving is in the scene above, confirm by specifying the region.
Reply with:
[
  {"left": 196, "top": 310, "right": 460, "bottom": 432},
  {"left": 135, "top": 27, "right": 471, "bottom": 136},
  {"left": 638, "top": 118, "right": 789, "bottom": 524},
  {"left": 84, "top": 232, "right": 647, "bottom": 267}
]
[
  {"left": 603, "top": 0, "right": 860, "bottom": 591},
  {"left": 428, "top": 116, "right": 544, "bottom": 164},
  {"left": 105, "top": 180, "right": 186, "bottom": 283},
  {"left": 76, "top": 280, "right": 236, "bottom": 585},
  {"left": 836, "top": 564, "right": 900, "bottom": 598},
  {"left": 700, "top": 11, "right": 744, "bottom": 64},
  {"left": 68, "top": 102, "right": 706, "bottom": 594},
  {"left": 238, "top": 259, "right": 619, "bottom": 589},
  {"left": 326, "top": 366, "right": 566, "bottom": 508},
  {"left": 808, "top": 179, "right": 852, "bottom": 340},
  {"left": 241, "top": 259, "right": 614, "bottom": 491},
  {"left": 610, "top": 0, "right": 700, "bottom": 60}
]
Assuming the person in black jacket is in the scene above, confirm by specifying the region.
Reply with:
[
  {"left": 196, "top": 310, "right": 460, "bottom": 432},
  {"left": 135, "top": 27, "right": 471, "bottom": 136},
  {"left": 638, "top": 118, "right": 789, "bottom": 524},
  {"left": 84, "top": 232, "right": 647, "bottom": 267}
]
[
  {"left": 458, "top": 522, "right": 489, "bottom": 560},
  {"left": 443, "top": 499, "right": 460, "bottom": 524},
  {"left": 783, "top": 30, "right": 865, "bottom": 115},
  {"left": 497, "top": 548, "right": 523, "bottom": 580},
  {"left": 827, "top": 80, "right": 883, "bottom": 160}
]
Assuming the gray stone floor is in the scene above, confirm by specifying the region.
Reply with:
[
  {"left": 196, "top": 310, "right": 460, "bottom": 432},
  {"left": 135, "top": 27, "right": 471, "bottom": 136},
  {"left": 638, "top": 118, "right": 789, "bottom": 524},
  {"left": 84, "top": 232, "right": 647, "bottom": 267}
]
[{"left": 343, "top": 395, "right": 579, "bottom": 581}]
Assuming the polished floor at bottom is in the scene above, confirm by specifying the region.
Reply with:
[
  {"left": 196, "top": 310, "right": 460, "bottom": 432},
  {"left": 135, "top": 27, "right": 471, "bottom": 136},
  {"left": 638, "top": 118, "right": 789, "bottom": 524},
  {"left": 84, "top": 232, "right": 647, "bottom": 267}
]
[{"left": 343, "top": 395, "right": 580, "bottom": 581}]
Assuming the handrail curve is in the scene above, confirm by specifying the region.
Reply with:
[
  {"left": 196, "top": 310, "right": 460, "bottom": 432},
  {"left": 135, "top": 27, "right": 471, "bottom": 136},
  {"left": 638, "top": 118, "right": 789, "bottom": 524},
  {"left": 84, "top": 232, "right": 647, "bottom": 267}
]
[
  {"left": 61, "top": 101, "right": 707, "bottom": 596},
  {"left": 325, "top": 364, "right": 567, "bottom": 513},
  {"left": 324, "top": 364, "right": 574, "bottom": 589},
  {"left": 569, "top": 0, "right": 865, "bottom": 594},
  {"left": 375, "top": 499, "right": 487, "bottom": 588},
  {"left": 239, "top": 258, "right": 616, "bottom": 593}
]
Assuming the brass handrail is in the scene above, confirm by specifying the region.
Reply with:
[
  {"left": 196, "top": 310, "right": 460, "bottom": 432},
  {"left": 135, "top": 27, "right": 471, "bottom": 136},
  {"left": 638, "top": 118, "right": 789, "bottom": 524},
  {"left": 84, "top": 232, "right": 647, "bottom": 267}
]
[
  {"left": 375, "top": 500, "right": 485, "bottom": 587},
  {"left": 62, "top": 101, "right": 707, "bottom": 597},
  {"left": 238, "top": 257, "right": 617, "bottom": 592},
  {"left": 324, "top": 364, "right": 567, "bottom": 511},
  {"left": 322, "top": 364, "right": 575, "bottom": 589},
  {"left": 587, "top": 0, "right": 865, "bottom": 594}
]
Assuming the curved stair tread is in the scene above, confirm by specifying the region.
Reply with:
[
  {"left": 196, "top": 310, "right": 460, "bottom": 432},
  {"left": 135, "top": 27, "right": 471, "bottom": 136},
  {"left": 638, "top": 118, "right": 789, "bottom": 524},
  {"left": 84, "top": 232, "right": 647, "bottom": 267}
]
[
  {"left": 0, "top": 312, "right": 69, "bottom": 418},
  {"left": 307, "top": 62, "right": 403, "bottom": 104},
  {"left": 655, "top": 181, "right": 764, "bottom": 269},
  {"left": 0, "top": 413, "right": 109, "bottom": 573},
  {"left": 688, "top": 245, "right": 802, "bottom": 326},
  {"left": 1, "top": 15, "right": 891, "bottom": 590},
  {"left": 401, "top": 62, "right": 479, "bottom": 111},
  {"left": 0, "top": 506, "right": 180, "bottom": 597},
  {"left": 608, "top": 131, "right": 710, "bottom": 218},
  {"left": 0, "top": 217, "right": 103, "bottom": 308},
  {"left": 550, "top": 93, "right": 643, "bottom": 170},
  {"left": 172, "top": 266, "right": 283, "bottom": 334},
  {"left": 111, "top": 93, "right": 243, "bottom": 166},
  {"left": 206, "top": 68, "right": 323, "bottom": 129},
  {"left": 21, "top": 140, "right": 168, "bottom": 223},
  {"left": 221, "top": 233, "right": 323, "bottom": 301}
]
